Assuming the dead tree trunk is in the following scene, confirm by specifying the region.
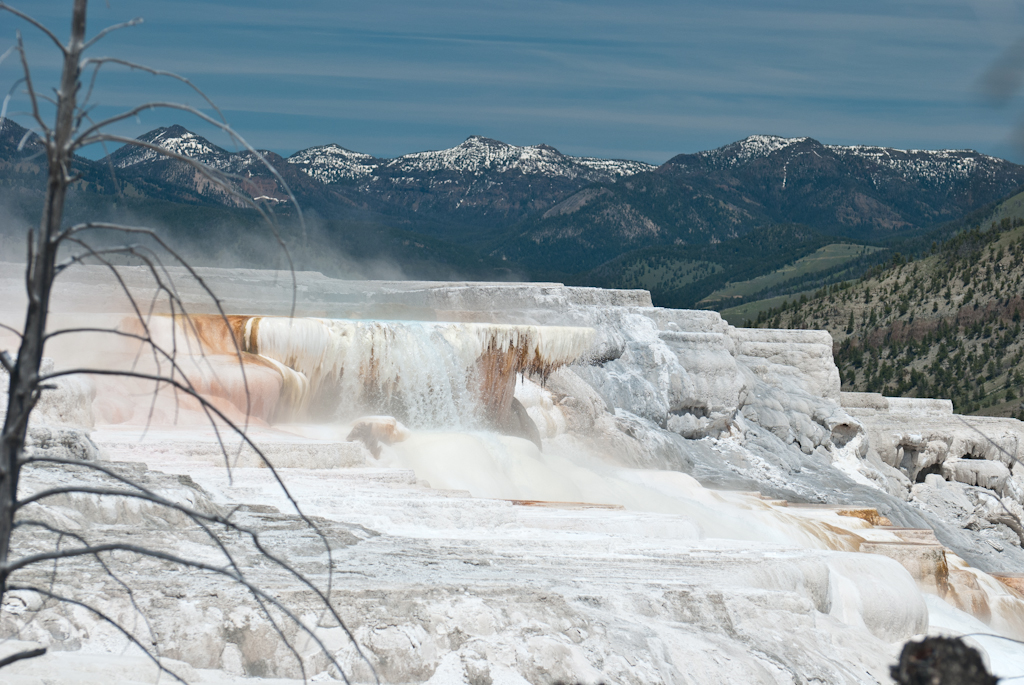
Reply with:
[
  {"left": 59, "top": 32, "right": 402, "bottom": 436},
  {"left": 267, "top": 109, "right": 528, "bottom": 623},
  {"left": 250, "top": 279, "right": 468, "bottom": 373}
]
[
  {"left": 0, "top": 0, "right": 86, "bottom": 594},
  {"left": 0, "top": 1, "right": 375, "bottom": 677}
]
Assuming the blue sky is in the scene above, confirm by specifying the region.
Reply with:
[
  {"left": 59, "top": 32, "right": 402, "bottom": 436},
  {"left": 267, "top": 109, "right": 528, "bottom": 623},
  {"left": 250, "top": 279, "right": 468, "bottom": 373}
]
[{"left": 8, "top": 0, "right": 1024, "bottom": 163}]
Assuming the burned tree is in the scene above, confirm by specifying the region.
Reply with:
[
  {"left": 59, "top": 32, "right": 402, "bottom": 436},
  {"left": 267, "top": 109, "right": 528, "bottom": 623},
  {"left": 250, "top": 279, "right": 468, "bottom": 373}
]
[{"left": 0, "top": 1, "right": 373, "bottom": 680}]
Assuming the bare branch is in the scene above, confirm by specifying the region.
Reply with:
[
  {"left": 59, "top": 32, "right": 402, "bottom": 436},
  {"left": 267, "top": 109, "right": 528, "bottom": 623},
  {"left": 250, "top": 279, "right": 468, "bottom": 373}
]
[
  {"left": 15, "top": 129, "right": 31, "bottom": 152},
  {"left": 993, "top": 515, "right": 1024, "bottom": 547},
  {"left": 76, "top": 57, "right": 224, "bottom": 125},
  {"left": 43, "top": 327, "right": 151, "bottom": 345},
  {"left": 958, "top": 632, "right": 1024, "bottom": 646},
  {"left": 13, "top": 519, "right": 158, "bottom": 645},
  {"left": 974, "top": 490, "right": 1024, "bottom": 547},
  {"left": 14, "top": 490, "right": 264, "bottom": 664},
  {"left": 24, "top": 226, "right": 32, "bottom": 291},
  {"left": 81, "top": 18, "right": 143, "bottom": 52},
  {"left": 73, "top": 134, "right": 278, "bottom": 225},
  {"left": 0, "top": 44, "right": 15, "bottom": 72},
  {"left": 32, "top": 363, "right": 314, "bottom": 553},
  {"left": 1, "top": 80, "right": 21, "bottom": 130},
  {"left": 20, "top": 412, "right": 376, "bottom": 679},
  {"left": 71, "top": 116, "right": 303, "bottom": 286},
  {"left": 955, "top": 415, "right": 1024, "bottom": 470},
  {"left": 14, "top": 34, "right": 48, "bottom": 137},
  {"left": 55, "top": 222, "right": 259, "bottom": 425},
  {"left": 57, "top": 239, "right": 154, "bottom": 344},
  {"left": 14, "top": 478, "right": 296, "bottom": 669},
  {"left": 31, "top": 92, "right": 56, "bottom": 109},
  {"left": 6, "top": 544, "right": 360, "bottom": 684},
  {"left": 41, "top": 368, "right": 303, "bottom": 509},
  {"left": 0, "top": 323, "right": 22, "bottom": 340},
  {"left": 56, "top": 245, "right": 229, "bottom": 445},
  {"left": 54, "top": 241, "right": 215, "bottom": 394},
  {"left": 73, "top": 101, "right": 223, "bottom": 151},
  {"left": 16, "top": 484, "right": 232, "bottom": 527},
  {"left": 0, "top": 3, "right": 66, "bottom": 54},
  {"left": 6, "top": 585, "right": 187, "bottom": 684},
  {"left": 17, "top": 454, "right": 368, "bottom": 662},
  {"left": 73, "top": 123, "right": 302, "bottom": 319},
  {"left": 0, "top": 4, "right": 368, "bottom": 678},
  {"left": 0, "top": 647, "right": 45, "bottom": 668},
  {"left": 52, "top": 237, "right": 255, "bottom": 452},
  {"left": 15, "top": 475, "right": 377, "bottom": 680}
]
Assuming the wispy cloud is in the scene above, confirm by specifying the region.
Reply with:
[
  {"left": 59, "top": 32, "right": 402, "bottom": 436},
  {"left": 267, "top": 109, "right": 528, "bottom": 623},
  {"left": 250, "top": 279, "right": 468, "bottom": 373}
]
[{"left": 7, "top": 0, "right": 1024, "bottom": 163}]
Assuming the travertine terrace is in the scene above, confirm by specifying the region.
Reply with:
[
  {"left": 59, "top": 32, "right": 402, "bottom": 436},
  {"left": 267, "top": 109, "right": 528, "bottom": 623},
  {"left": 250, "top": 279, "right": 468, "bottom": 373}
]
[{"left": 2, "top": 262, "right": 1024, "bottom": 683}]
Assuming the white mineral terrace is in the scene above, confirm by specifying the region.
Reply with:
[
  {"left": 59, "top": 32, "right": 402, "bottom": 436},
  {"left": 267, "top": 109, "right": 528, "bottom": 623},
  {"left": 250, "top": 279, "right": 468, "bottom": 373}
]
[
  {"left": 251, "top": 319, "right": 595, "bottom": 379},
  {"left": 1, "top": 263, "right": 1024, "bottom": 683},
  {"left": 129, "top": 314, "right": 595, "bottom": 428},
  {"left": 242, "top": 317, "right": 593, "bottom": 426}
]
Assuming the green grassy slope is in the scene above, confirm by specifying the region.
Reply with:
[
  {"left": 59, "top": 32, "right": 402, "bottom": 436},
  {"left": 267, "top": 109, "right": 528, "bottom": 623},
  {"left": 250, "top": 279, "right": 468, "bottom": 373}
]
[
  {"left": 704, "top": 243, "right": 884, "bottom": 305},
  {"left": 720, "top": 291, "right": 817, "bottom": 327},
  {"left": 616, "top": 259, "right": 721, "bottom": 292},
  {"left": 576, "top": 224, "right": 833, "bottom": 309}
]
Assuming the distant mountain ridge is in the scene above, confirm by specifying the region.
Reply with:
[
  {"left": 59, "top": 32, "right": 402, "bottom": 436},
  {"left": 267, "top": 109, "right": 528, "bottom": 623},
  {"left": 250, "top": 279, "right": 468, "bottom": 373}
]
[
  {"left": 286, "top": 144, "right": 378, "bottom": 182},
  {"left": 290, "top": 135, "right": 653, "bottom": 182},
  {"left": 88, "top": 125, "right": 657, "bottom": 225},
  {"left": 6, "top": 120, "right": 1017, "bottom": 239},
  {"left": 109, "top": 127, "right": 655, "bottom": 182},
  {"left": 684, "top": 134, "right": 1008, "bottom": 185},
  {"left": 108, "top": 125, "right": 232, "bottom": 169},
  {"left": 494, "top": 134, "right": 1024, "bottom": 274},
  {"left": 2, "top": 119, "right": 1023, "bottom": 302}
]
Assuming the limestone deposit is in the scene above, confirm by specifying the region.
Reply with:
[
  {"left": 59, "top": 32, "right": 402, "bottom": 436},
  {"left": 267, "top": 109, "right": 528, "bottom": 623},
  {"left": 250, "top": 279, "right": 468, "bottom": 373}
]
[{"left": 1, "top": 262, "right": 1024, "bottom": 683}]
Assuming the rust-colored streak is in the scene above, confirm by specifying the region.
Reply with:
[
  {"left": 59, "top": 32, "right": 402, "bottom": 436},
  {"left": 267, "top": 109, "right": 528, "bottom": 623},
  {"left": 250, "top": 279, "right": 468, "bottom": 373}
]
[
  {"left": 116, "top": 314, "right": 253, "bottom": 357},
  {"left": 182, "top": 314, "right": 251, "bottom": 355},
  {"left": 476, "top": 341, "right": 526, "bottom": 424},
  {"left": 835, "top": 508, "right": 893, "bottom": 527},
  {"left": 992, "top": 573, "right": 1024, "bottom": 598},
  {"left": 506, "top": 499, "right": 625, "bottom": 510},
  {"left": 946, "top": 568, "right": 992, "bottom": 622},
  {"left": 474, "top": 336, "right": 561, "bottom": 428},
  {"left": 247, "top": 316, "right": 261, "bottom": 354},
  {"left": 112, "top": 314, "right": 296, "bottom": 423}
]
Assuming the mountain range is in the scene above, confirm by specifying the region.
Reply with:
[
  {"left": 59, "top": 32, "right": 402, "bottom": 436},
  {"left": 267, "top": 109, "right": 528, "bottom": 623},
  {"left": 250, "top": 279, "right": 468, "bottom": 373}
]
[{"left": 2, "top": 119, "right": 1023, "bottom": 304}]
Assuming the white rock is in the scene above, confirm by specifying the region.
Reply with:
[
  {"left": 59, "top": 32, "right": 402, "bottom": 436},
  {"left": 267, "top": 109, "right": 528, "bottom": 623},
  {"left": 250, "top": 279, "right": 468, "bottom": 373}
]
[
  {"left": 942, "top": 459, "right": 1011, "bottom": 492},
  {"left": 6, "top": 264, "right": 1024, "bottom": 681}
]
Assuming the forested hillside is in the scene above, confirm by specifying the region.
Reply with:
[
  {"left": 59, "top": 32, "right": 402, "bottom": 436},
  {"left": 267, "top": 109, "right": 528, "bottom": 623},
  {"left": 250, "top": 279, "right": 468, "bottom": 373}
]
[{"left": 754, "top": 197, "right": 1024, "bottom": 417}]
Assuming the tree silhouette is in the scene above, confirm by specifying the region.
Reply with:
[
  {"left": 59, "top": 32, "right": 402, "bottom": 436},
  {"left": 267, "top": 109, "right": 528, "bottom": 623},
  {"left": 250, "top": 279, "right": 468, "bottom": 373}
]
[{"left": 0, "top": 1, "right": 373, "bottom": 680}]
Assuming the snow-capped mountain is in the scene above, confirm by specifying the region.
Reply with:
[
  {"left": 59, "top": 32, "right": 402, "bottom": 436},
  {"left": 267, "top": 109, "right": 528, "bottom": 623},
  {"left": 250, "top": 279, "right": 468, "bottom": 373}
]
[
  {"left": 102, "top": 125, "right": 324, "bottom": 207},
  {"left": 826, "top": 144, "right": 1004, "bottom": 185},
  {"left": 80, "top": 126, "right": 1024, "bottom": 264},
  {"left": 684, "top": 134, "right": 1013, "bottom": 187},
  {"left": 108, "top": 125, "right": 233, "bottom": 170},
  {"left": 283, "top": 135, "right": 653, "bottom": 186},
  {"left": 499, "top": 135, "right": 1024, "bottom": 274},
  {"left": 108, "top": 125, "right": 285, "bottom": 176},
  {"left": 101, "top": 129, "right": 656, "bottom": 221},
  {"left": 693, "top": 134, "right": 812, "bottom": 166},
  {"left": 6, "top": 118, "right": 1024, "bottom": 303},
  {"left": 286, "top": 144, "right": 379, "bottom": 183},
  {"left": 376, "top": 135, "right": 653, "bottom": 180}
]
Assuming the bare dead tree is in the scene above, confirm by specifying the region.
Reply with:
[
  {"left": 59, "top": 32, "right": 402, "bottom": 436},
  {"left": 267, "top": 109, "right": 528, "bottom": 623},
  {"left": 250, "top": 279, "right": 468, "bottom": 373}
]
[{"left": 0, "top": 1, "right": 375, "bottom": 681}]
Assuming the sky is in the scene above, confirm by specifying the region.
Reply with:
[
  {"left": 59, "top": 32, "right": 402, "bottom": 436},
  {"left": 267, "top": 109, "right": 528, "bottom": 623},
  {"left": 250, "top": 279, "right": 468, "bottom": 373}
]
[{"left": 8, "top": 0, "right": 1024, "bottom": 164}]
